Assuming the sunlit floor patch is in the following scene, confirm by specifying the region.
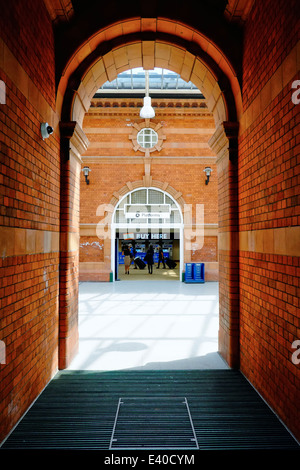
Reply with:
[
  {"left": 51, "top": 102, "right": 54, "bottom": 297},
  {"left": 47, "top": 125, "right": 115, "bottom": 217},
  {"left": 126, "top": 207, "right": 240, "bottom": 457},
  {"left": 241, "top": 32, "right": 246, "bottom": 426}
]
[{"left": 69, "top": 281, "right": 227, "bottom": 371}]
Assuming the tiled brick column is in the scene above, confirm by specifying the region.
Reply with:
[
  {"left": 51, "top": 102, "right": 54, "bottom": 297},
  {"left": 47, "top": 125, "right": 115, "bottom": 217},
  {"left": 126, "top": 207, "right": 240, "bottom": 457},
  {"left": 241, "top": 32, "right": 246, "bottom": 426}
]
[
  {"left": 59, "top": 122, "right": 89, "bottom": 369},
  {"left": 209, "top": 121, "right": 239, "bottom": 368}
]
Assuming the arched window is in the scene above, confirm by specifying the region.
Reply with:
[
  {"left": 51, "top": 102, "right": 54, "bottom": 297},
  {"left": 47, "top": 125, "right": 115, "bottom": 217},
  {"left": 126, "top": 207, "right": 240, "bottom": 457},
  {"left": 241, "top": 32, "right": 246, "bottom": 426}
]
[{"left": 113, "top": 188, "right": 182, "bottom": 225}]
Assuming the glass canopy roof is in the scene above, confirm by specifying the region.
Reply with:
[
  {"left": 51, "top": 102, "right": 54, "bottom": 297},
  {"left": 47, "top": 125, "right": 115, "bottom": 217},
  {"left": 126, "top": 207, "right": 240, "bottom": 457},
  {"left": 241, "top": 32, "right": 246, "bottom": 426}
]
[{"left": 97, "top": 68, "right": 202, "bottom": 95}]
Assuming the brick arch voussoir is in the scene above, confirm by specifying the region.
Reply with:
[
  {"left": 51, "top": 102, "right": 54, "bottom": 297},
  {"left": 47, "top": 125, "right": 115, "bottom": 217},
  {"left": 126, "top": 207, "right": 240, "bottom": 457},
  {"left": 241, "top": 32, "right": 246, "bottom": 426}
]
[
  {"left": 58, "top": 24, "right": 241, "bottom": 128},
  {"left": 71, "top": 42, "right": 230, "bottom": 129}
]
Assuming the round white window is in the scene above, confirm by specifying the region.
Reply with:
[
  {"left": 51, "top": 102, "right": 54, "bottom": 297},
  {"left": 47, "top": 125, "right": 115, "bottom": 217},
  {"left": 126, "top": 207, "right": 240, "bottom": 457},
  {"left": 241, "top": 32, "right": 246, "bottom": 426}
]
[{"left": 137, "top": 128, "right": 158, "bottom": 149}]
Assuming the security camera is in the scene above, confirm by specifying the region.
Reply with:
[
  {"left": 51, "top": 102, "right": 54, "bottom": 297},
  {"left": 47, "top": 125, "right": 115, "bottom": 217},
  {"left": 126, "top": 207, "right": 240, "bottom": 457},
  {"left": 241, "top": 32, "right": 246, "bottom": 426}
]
[{"left": 41, "top": 122, "right": 54, "bottom": 140}]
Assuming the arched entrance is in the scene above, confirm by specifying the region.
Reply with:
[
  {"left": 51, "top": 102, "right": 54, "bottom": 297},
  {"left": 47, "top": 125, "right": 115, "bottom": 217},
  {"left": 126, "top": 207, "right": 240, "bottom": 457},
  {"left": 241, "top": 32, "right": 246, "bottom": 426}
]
[
  {"left": 58, "top": 17, "right": 241, "bottom": 370},
  {"left": 111, "top": 187, "right": 184, "bottom": 281}
]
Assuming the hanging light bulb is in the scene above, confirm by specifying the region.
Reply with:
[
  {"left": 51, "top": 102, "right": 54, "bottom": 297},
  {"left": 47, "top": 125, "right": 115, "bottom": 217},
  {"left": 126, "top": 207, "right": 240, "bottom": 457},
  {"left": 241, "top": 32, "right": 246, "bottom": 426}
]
[
  {"left": 140, "top": 96, "right": 155, "bottom": 119},
  {"left": 140, "top": 70, "right": 155, "bottom": 119}
]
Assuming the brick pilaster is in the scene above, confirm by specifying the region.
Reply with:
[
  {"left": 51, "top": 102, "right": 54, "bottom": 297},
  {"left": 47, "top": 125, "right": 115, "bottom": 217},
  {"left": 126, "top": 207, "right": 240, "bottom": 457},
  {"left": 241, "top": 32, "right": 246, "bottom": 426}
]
[
  {"left": 59, "top": 122, "right": 89, "bottom": 369},
  {"left": 209, "top": 121, "right": 239, "bottom": 368}
]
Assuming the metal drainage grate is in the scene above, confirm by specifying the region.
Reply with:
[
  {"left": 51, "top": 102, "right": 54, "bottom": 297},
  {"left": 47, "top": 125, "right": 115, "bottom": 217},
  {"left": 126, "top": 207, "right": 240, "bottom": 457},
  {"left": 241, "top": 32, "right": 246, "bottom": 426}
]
[{"left": 110, "top": 397, "right": 199, "bottom": 450}]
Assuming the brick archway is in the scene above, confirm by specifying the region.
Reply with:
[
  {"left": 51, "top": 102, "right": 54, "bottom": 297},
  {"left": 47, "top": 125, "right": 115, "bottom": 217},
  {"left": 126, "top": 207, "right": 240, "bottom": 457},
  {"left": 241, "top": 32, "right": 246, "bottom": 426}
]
[
  {"left": 58, "top": 18, "right": 241, "bottom": 370},
  {"left": 57, "top": 18, "right": 242, "bottom": 126},
  {"left": 70, "top": 42, "right": 228, "bottom": 128}
]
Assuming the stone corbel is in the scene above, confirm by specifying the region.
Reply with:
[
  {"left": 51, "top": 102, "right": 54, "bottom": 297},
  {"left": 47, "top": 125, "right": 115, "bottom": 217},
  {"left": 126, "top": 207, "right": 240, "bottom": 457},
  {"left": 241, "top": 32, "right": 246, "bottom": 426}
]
[
  {"left": 225, "top": 0, "right": 255, "bottom": 24},
  {"left": 223, "top": 121, "right": 239, "bottom": 163},
  {"left": 60, "top": 121, "right": 90, "bottom": 164},
  {"left": 208, "top": 121, "right": 239, "bottom": 165},
  {"left": 43, "top": 0, "right": 74, "bottom": 23}
]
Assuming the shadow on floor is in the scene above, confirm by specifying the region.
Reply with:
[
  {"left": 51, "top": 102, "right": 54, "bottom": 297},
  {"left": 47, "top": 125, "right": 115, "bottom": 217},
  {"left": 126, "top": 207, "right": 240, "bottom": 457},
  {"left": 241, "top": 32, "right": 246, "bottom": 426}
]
[{"left": 122, "top": 351, "right": 229, "bottom": 370}]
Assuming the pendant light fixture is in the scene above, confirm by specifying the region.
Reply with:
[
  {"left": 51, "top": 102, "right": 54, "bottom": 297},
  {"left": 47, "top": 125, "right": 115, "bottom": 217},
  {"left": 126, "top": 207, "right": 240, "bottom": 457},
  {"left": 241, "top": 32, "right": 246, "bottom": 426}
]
[{"left": 140, "top": 70, "right": 155, "bottom": 119}]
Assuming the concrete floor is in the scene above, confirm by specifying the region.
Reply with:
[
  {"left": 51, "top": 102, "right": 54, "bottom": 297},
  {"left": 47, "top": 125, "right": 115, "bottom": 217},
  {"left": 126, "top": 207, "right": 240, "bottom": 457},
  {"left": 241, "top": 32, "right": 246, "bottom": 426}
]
[{"left": 68, "top": 280, "right": 228, "bottom": 371}]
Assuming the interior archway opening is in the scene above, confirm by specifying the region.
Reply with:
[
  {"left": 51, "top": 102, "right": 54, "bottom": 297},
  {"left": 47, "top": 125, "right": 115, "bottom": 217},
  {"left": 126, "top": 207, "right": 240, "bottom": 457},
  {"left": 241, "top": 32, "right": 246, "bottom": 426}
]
[
  {"left": 59, "top": 23, "right": 241, "bottom": 370},
  {"left": 112, "top": 187, "right": 183, "bottom": 281},
  {"left": 71, "top": 64, "right": 223, "bottom": 371},
  {"left": 79, "top": 66, "right": 218, "bottom": 285}
]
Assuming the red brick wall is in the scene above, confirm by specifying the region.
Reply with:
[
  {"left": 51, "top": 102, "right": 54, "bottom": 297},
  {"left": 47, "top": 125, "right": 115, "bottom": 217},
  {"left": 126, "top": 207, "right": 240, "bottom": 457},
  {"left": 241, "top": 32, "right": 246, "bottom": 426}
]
[
  {"left": 80, "top": 162, "right": 218, "bottom": 225},
  {"left": 150, "top": 163, "right": 218, "bottom": 225},
  {"left": 0, "top": 0, "right": 59, "bottom": 442},
  {"left": 191, "top": 236, "right": 218, "bottom": 262},
  {"left": 80, "top": 162, "right": 144, "bottom": 224},
  {"left": 242, "top": 0, "right": 299, "bottom": 111},
  {"left": 80, "top": 237, "right": 105, "bottom": 263},
  {"left": 0, "top": 0, "right": 56, "bottom": 109},
  {"left": 239, "top": 0, "right": 300, "bottom": 441}
]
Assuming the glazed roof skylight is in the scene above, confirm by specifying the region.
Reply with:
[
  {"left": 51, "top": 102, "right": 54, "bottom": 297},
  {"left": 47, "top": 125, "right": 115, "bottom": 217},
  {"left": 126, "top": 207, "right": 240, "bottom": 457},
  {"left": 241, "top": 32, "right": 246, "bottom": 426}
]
[{"left": 97, "top": 68, "right": 202, "bottom": 95}]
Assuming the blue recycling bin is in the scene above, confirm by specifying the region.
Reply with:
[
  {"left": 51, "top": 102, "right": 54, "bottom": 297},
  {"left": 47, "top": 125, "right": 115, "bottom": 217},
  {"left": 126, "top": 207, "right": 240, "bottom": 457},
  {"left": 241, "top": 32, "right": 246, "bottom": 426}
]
[
  {"left": 193, "top": 263, "right": 205, "bottom": 282},
  {"left": 184, "top": 263, "right": 205, "bottom": 283},
  {"left": 185, "top": 263, "right": 194, "bottom": 281}
]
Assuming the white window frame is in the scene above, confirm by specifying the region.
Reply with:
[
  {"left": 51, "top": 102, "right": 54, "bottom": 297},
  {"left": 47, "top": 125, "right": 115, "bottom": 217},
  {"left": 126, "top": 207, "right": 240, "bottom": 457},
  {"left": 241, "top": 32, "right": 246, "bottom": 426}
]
[{"left": 137, "top": 128, "right": 158, "bottom": 149}]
